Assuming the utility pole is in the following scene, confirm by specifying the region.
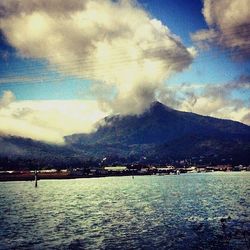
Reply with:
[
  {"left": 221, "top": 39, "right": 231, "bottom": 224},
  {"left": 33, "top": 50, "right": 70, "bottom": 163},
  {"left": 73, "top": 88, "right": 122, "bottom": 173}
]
[{"left": 34, "top": 169, "right": 38, "bottom": 188}]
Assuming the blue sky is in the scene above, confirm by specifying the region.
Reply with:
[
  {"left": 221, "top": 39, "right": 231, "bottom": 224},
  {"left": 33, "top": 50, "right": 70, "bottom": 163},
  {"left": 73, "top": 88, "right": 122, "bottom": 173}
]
[{"left": 140, "top": 0, "right": 207, "bottom": 45}]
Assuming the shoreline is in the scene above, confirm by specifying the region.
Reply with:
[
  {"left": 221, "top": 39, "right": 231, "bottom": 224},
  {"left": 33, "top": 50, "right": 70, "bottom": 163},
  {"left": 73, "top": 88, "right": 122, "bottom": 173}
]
[
  {"left": 0, "top": 172, "right": 154, "bottom": 182},
  {"left": 0, "top": 170, "right": 248, "bottom": 182}
]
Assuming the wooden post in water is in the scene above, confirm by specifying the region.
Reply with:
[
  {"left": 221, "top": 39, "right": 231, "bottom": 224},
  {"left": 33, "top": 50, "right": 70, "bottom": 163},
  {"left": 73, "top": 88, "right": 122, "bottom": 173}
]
[{"left": 34, "top": 169, "right": 38, "bottom": 188}]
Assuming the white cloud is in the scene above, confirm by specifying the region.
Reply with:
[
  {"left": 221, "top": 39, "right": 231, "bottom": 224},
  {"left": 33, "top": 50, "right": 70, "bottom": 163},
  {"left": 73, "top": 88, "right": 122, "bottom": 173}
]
[
  {"left": 0, "top": 91, "right": 108, "bottom": 143},
  {"left": 181, "top": 97, "right": 250, "bottom": 125},
  {"left": 0, "top": 0, "right": 194, "bottom": 115},
  {"left": 0, "top": 90, "right": 15, "bottom": 107},
  {"left": 192, "top": 0, "right": 250, "bottom": 59},
  {"left": 159, "top": 81, "right": 250, "bottom": 125},
  {"left": 242, "top": 112, "right": 250, "bottom": 125},
  {"left": 0, "top": 0, "right": 86, "bottom": 17}
]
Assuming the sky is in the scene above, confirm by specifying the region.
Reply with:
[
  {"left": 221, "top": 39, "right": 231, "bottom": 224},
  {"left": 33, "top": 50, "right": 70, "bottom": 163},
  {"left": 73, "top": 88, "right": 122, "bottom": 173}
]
[{"left": 0, "top": 0, "right": 249, "bottom": 143}]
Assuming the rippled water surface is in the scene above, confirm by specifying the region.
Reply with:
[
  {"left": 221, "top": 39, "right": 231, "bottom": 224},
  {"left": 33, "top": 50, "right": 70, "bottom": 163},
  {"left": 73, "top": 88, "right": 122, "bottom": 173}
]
[{"left": 0, "top": 172, "right": 249, "bottom": 249}]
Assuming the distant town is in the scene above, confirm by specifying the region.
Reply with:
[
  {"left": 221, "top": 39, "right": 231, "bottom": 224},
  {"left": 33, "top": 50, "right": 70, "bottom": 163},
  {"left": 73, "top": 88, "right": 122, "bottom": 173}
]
[{"left": 0, "top": 163, "right": 249, "bottom": 182}]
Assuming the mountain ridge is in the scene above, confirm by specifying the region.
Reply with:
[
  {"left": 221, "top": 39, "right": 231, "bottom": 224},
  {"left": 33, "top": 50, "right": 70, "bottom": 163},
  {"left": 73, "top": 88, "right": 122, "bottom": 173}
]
[
  {"left": 65, "top": 101, "right": 250, "bottom": 145},
  {"left": 1, "top": 101, "right": 250, "bottom": 168}
]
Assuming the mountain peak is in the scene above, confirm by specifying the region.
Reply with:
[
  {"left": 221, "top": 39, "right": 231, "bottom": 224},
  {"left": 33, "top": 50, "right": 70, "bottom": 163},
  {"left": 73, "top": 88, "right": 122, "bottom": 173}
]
[
  {"left": 148, "top": 101, "right": 173, "bottom": 113},
  {"left": 63, "top": 98, "right": 250, "bottom": 164}
]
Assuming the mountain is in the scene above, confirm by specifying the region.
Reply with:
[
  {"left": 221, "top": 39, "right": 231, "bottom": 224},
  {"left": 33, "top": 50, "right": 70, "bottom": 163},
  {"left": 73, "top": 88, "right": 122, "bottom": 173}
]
[
  {"left": 64, "top": 101, "right": 250, "bottom": 164},
  {"left": 66, "top": 102, "right": 250, "bottom": 143},
  {"left": 1, "top": 102, "right": 250, "bottom": 168},
  {"left": 0, "top": 135, "right": 95, "bottom": 170}
]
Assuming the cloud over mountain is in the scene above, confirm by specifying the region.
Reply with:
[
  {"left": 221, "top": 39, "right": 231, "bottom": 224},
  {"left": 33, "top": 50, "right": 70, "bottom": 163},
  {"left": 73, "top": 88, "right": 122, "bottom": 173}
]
[
  {"left": 159, "top": 77, "right": 250, "bottom": 125},
  {"left": 0, "top": 0, "right": 195, "bottom": 115}
]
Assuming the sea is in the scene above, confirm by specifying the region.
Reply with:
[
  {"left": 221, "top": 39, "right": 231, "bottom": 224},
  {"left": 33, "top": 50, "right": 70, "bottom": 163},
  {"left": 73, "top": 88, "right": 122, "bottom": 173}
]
[{"left": 0, "top": 172, "right": 249, "bottom": 250}]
